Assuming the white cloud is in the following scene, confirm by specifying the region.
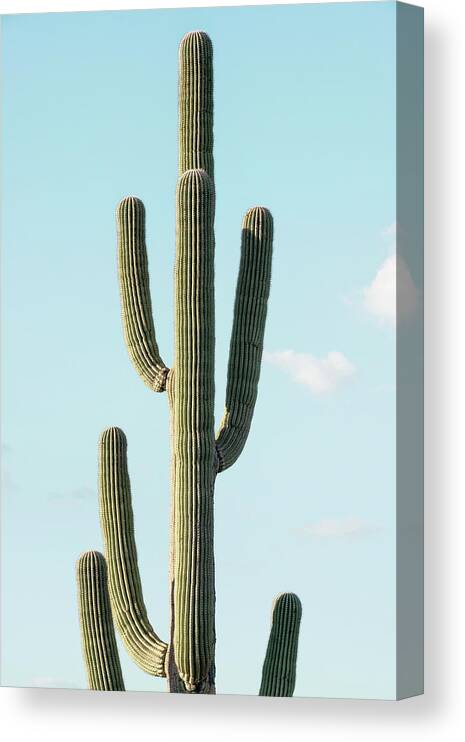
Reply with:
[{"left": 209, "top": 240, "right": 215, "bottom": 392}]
[
  {"left": 264, "top": 349, "right": 355, "bottom": 395},
  {"left": 296, "top": 517, "right": 379, "bottom": 539},
  {"left": 363, "top": 254, "right": 396, "bottom": 323},
  {"left": 362, "top": 254, "right": 418, "bottom": 325}
]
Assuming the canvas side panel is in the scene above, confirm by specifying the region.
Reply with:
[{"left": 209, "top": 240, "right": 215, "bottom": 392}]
[{"left": 396, "top": 1, "right": 424, "bottom": 701}]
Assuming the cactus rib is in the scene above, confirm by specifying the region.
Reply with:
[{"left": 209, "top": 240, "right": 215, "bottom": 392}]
[
  {"left": 259, "top": 593, "right": 302, "bottom": 697},
  {"left": 99, "top": 427, "right": 168, "bottom": 676},
  {"left": 216, "top": 207, "right": 273, "bottom": 471},
  {"left": 76, "top": 551, "right": 125, "bottom": 691}
]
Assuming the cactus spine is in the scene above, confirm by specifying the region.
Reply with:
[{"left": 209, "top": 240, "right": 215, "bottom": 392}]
[{"left": 77, "top": 30, "right": 301, "bottom": 695}]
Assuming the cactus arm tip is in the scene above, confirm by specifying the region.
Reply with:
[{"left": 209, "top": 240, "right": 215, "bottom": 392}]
[
  {"left": 99, "top": 426, "right": 168, "bottom": 677},
  {"left": 216, "top": 206, "right": 273, "bottom": 471},
  {"left": 179, "top": 30, "right": 213, "bottom": 47},
  {"left": 76, "top": 550, "right": 125, "bottom": 691},
  {"left": 117, "top": 195, "right": 169, "bottom": 393}
]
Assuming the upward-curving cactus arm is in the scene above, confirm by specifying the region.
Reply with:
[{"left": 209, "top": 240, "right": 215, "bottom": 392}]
[
  {"left": 216, "top": 207, "right": 273, "bottom": 471},
  {"left": 99, "top": 427, "right": 168, "bottom": 677},
  {"left": 76, "top": 550, "right": 125, "bottom": 691},
  {"left": 117, "top": 196, "right": 169, "bottom": 392},
  {"left": 259, "top": 592, "right": 302, "bottom": 697},
  {"left": 178, "top": 31, "right": 214, "bottom": 178}
]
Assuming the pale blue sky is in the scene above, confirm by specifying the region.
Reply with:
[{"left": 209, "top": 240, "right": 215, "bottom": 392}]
[{"left": 1, "top": 2, "right": 397, "bottom": 698}]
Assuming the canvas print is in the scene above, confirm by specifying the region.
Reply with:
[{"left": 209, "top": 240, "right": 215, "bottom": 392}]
[{"left": 0, "top": 1, "right": 424, "bottom": 699}]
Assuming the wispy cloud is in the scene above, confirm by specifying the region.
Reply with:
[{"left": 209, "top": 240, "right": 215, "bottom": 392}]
[
  {"left": 49, "top": 486, "right": 95, "bottom": 505},
  {"left": 381, "top": 222, "right": 397, "bottom": 241},
  {"left": 264, "top": 349, "right": 355, "bottom": 395},
  {"left": 295, "top": 517, "right": 380, "bottom": 539},
  {"left": 362, "top": 254, "right": 418, "bottom": 325}
]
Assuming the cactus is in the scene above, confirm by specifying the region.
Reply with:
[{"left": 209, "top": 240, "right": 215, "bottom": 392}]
[
  {"left": 76, "top": 551, "right": 125, "bottom": 691},
  {"left": 76, "top": 30, "right": 301, "bottom": 695},
  {"left": 259, "top": 593, "right": 302, "bottom": 697}
]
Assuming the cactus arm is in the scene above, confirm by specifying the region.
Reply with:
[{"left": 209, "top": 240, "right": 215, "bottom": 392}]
[
  {"left": 259, "top": 592, "right": 302, "bottom": 697},
  {"left": 215, "top": 207, "right": 273, "bottom": 472},
  {"left": 172, "top": 169, "right": 216, "bottom": 692},
  {"left": 117, "top": 196, "right": 169, "bottom": 392},
  {"left": 76, "top": 551, "right": 125, "bottom": 691},
  {"left": 178, "top": 31, "right": 214, "bottom": 178},
  {"left": 99, "top": 427, "right": 168, "bottom": 677}
]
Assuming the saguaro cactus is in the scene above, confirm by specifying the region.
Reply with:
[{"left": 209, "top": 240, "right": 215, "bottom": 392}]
[{"left": 76, "top": 30, "right": 302, "bottom": 695}]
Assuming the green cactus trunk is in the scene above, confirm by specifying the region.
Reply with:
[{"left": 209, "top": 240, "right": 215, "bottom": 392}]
[{"left": 76, "top": 30, "right": 301, "bottom": 696}]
